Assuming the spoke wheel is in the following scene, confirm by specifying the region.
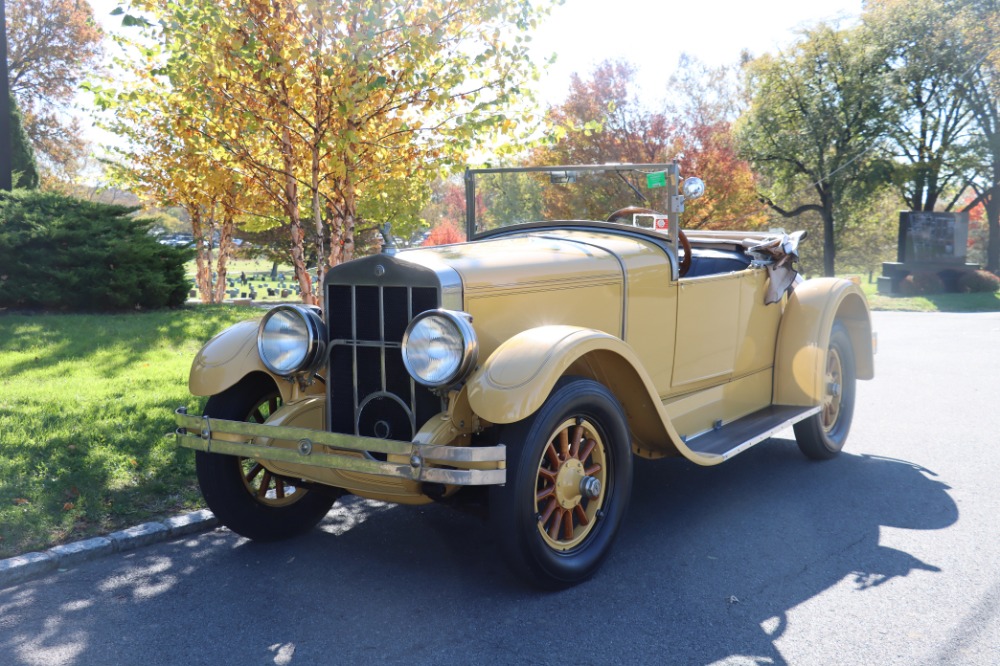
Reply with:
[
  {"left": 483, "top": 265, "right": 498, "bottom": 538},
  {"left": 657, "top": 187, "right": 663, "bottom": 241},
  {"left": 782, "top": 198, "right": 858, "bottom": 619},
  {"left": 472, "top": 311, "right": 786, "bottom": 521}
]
[
  {"left": 491, "top": 377, "right": 633, "bottom": 589},
  {"left": 195, "top": 374, "right": 339, "bottom": 541},
  {"left": 534, "top": 418, "right": 607, "bottom": 551},
  {"left": 234, "top": 393, "right": 304, "bottom": 508},
  {"left": 821, "top": 346, "right": 843, "bottom": 432},
  {"left": 794, "top": 324, "right": 856, "bottom": 460}
]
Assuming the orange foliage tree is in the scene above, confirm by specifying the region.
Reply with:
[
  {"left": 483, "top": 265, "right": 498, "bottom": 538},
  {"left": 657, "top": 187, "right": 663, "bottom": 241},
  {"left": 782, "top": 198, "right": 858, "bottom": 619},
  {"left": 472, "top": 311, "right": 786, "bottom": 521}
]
[
  {"left": 533, "top": 58, "right": 765, "bottom": 229},
  {"left": 5, "top": 0, "right": 103, "bottom": 180}
]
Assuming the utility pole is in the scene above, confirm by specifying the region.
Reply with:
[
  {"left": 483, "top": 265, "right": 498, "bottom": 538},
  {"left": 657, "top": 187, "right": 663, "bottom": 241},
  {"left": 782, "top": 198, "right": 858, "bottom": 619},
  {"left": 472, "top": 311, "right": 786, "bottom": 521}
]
[{"left": 0, "top": 0, "right": 12, "bottom": 191}]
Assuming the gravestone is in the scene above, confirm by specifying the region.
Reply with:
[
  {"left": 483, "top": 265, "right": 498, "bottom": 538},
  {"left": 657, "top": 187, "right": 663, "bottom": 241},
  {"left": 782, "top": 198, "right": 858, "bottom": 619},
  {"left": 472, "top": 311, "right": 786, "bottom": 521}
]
[{"left": 878, "top": 211, "right": 979, "bottom": 293}]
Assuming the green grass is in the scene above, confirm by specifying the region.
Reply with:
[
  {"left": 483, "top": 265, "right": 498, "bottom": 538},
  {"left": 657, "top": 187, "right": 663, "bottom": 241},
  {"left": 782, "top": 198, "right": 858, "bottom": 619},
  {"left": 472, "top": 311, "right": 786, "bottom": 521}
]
[
  {"left": 845, "top": 275, "right": 1000, "bottom": 313},
  {"left": 0, "top": 305, "right": 257, "bottom": 558}
]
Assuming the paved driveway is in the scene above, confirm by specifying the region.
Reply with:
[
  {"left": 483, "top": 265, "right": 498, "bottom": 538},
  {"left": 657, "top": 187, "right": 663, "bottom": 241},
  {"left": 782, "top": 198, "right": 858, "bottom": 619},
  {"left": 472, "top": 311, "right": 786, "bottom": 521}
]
[{"left": 2, "top": 311, "right": 998, "bottom": 665}]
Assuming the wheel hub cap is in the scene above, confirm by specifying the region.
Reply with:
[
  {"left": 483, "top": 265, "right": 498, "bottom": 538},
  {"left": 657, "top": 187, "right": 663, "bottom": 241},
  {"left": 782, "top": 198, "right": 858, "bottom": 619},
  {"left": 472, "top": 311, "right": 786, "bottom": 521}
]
[
  {"left": 555, "top": 458, "right": 586, "bottom": 509},
  {"left": 534, "top": 418, "right": 608, "bottom": 551}
]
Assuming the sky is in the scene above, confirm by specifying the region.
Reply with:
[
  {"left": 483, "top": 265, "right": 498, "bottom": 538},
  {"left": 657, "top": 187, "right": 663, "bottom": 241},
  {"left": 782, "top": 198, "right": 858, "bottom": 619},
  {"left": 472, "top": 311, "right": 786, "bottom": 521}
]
[{"left": 528, "top": 0, "right": 863, "bottom": 104}]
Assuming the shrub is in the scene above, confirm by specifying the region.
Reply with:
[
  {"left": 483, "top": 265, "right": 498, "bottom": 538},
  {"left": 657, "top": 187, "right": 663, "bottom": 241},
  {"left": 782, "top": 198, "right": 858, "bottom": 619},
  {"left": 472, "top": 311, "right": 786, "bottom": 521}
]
[
  {"left": 0, "top": 190, "right": 193, "bottom": 311},
  {"left": 957, "top": 269, "right": 1000, "bottom": 294},
  {"left": 898, "top": 271, "right": 944, "bottom": 296}
]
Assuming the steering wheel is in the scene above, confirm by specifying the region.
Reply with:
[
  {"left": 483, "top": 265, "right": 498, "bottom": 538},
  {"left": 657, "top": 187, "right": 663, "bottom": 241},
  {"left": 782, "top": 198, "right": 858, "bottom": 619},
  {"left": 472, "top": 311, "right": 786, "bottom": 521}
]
[{"left": 606, "top": 207, "right": 691, "bottom": 277}]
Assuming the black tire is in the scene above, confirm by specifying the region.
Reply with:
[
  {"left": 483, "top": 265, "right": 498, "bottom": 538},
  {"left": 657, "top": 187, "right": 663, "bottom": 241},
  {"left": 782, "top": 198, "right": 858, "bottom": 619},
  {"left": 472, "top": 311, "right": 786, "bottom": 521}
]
[
  {"left": 195, "top": 374, "right": 338, "bottom": 541},
  {"left": 793, "top": 323, "right": 856, "bottom": 460},
  {"left": 490, "top": 378, "right": 633, "bottom": 589}
]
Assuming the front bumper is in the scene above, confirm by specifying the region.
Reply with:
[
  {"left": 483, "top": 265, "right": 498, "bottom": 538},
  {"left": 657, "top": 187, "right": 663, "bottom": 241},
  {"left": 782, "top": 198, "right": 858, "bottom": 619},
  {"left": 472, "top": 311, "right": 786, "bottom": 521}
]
[{"left": 174, "top": 407, "right": 506, "bottom": 486}]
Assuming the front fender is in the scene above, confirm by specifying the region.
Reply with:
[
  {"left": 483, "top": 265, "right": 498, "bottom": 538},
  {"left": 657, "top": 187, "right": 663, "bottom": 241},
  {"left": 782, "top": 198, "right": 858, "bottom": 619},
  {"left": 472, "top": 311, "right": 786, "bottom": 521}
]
[
  {"left": 466, "top": 325, "right": 721, "bottom": 464},
  {"left": 188, "top": 319, "right": 295, "bottom": 402},
  {"left": 466, "top": 326, "right": 626, "bottom": 424},
  {"left": 774, "top": 278, "right": 875, "bottom": 407}
]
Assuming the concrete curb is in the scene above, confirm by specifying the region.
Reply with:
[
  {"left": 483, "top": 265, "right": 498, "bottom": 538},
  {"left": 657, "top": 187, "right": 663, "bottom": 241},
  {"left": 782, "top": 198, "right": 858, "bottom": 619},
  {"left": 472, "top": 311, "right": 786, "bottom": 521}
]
[{"left": 0, "top": 509, "right": 218, "bottom": 589}]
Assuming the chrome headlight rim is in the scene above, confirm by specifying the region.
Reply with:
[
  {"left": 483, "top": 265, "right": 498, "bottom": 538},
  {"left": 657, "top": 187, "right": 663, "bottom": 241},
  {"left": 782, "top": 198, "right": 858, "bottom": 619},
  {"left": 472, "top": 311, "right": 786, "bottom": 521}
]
[
  {"left": 401, "top": 309, "right": 479, "bottom": 389},
  {"left": 257, "top": 305, "right": 327, "bottom": 377}
]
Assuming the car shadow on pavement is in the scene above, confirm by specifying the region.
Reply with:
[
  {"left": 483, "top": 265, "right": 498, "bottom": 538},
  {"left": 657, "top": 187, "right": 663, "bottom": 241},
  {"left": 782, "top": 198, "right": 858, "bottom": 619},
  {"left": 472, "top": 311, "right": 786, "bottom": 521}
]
[{"left": 0, "top": 438, "right": 957, "bottom": 666}]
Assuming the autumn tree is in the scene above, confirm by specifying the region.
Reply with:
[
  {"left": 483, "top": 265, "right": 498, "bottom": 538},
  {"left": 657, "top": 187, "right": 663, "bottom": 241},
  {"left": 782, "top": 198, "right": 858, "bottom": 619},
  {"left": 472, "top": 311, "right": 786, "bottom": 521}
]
[
  {"left": 476, "top": 170, "right": 543, "bottom": 231},
  {"left": 5, "top": 0, "right": 102, "bottom": 181},
  {"left": 99, "top": 57, "right": 265, "bottom": 303},
  {"left": 737, "top": 25, "right": 892, "bottom": 276},
  {"left": 534, "top": 60, "right": 677, "bottom": 220},
  {"left": 112, "top": 0, "right": 549, "bottom": 305},
  {"left": 665, "top": 56, "right": 767, "bottom": 229},
  {"left": 535, "top": 58, "right": 765, "bottom": 229},
  {"left": 422, "top": 219, "right": 465, "bottom": 246}
]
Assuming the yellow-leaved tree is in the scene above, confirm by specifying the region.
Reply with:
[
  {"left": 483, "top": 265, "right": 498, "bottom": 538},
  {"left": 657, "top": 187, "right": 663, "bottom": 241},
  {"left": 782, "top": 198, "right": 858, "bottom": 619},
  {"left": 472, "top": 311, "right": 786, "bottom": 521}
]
[{"left": 102, "top": 0, "right": 551, "bottom": 303}]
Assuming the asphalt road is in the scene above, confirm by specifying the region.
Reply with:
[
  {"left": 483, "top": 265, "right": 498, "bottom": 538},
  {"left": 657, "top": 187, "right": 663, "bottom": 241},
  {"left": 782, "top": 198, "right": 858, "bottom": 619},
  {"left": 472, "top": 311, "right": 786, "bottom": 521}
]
[{"left": 2, "top": 311, "right": 998, "bottom": 666}]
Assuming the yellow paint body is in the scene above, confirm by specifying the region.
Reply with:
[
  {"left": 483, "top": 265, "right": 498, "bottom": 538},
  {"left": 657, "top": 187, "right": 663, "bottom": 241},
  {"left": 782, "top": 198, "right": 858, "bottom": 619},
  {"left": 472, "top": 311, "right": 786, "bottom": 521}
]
[{"left": 186, "top": 224, "right": 874, "bottom": 497}]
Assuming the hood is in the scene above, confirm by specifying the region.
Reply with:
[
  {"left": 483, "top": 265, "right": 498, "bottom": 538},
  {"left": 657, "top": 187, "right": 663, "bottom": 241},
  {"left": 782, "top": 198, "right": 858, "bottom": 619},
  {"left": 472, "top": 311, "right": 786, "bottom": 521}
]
[{"left": 398, "top": 229, "right": 630, "bottom": 296}]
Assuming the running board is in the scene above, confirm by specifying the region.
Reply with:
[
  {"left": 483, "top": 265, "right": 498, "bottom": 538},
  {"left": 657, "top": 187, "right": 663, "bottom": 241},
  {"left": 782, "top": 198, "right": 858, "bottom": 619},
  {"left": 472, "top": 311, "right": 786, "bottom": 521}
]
[{"left": 683, "top": 405, "right": 821, "bottom": 461}]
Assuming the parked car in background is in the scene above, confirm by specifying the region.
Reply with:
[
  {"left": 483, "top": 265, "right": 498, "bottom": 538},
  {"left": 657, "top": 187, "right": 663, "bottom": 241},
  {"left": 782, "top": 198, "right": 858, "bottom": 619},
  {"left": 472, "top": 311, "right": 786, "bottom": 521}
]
[{"left": 175, "top": 163, "right": 875, "bottom": 588}]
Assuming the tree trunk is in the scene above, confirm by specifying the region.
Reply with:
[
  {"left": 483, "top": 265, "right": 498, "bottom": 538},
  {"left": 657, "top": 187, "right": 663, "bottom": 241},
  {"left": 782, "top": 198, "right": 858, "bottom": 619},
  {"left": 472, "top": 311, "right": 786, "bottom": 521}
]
[
  {"left": 822, "top": 206, "right": 837, "bottom": 277},
  {"left": 190, "top": 207, "right": 212, "bottom": 302},
  {"left": 342, "top": 178, "right": 357, "bottom": 263},
  {"left": 310, "top": 145, "right": 326, "bottom": 291},
  {"left": 280, "top": 124, "right": 315, "bottom": 305},
  {"left": 986, "top": 182, "right": 999, "bottom": 272},
  {"left": 212, "top": 208, "right": 236, "bottom": 303}
]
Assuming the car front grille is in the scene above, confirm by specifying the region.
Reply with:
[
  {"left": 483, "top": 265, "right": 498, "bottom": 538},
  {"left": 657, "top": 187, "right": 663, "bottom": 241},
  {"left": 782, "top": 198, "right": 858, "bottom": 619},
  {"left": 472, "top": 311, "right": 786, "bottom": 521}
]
[{"left": 327, "top": 282, "right": 441, "bottom": 445}]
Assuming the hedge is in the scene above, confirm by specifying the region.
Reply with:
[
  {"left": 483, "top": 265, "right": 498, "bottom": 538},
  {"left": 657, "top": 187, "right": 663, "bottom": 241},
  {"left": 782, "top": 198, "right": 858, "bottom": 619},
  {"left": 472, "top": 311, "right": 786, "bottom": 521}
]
[{"left": 0, "top": 190, "right": 193, "bottom": 311}]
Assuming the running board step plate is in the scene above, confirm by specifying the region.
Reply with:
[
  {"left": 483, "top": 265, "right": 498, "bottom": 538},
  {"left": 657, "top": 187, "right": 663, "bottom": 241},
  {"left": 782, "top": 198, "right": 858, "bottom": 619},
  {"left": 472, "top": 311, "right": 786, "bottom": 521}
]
[{"left": 684, "top": 405, "right": 821, "bottom": 461}]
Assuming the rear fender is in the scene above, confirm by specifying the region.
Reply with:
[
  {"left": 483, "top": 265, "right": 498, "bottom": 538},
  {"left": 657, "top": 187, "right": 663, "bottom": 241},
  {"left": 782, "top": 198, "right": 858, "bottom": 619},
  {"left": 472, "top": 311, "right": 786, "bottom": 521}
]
[
  {"left": 774, "top": 278, "right": 875, "bottom": 407},
  {"left": 466, "top": 325, "right": 718, "bottom": 463}
]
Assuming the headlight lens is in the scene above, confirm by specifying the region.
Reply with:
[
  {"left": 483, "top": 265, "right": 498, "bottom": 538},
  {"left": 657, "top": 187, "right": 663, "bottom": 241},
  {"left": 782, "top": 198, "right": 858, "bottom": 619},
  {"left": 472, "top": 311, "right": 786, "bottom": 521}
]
[
  {"left": 402, "top": 310, "right": 478, "bottom": 389},
  {"left": 257, "top": 305, "right": 327, "bottom": 376}
]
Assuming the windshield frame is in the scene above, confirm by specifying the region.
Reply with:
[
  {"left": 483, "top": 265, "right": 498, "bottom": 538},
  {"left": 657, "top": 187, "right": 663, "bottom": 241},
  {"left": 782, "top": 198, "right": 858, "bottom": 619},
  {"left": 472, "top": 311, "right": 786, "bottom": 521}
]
[{"left": 463, "top": 162, "right": 684, "bottom": 242}]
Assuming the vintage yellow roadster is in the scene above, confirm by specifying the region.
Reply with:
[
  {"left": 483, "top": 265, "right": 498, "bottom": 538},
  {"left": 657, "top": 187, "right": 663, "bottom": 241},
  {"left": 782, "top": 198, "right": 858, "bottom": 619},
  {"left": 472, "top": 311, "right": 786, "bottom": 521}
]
[{"left": 174, "top": 163, "right": 874, "bottom": 588}]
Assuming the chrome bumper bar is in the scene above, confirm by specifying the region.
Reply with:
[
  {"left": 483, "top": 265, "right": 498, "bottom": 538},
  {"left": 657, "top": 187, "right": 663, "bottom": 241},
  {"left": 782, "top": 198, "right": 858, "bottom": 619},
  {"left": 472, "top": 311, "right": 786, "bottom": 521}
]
[{"left": 173, "top": 407, "right": 506, "bottom": 486}]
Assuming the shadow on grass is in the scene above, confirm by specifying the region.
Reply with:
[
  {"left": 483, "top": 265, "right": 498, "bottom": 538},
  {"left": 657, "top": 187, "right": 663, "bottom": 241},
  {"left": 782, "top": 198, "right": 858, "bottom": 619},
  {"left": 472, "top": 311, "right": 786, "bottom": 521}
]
[
  {"left": 0, "top": 306, "right": 256, "bottom": 557},
  {"left": 0, "top": 305, "right": 258, "bottom": 378}
]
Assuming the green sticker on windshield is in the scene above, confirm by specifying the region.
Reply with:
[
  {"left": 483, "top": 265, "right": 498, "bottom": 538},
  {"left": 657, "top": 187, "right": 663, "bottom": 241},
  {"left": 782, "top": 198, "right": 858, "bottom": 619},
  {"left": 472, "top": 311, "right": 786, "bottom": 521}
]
[{"left": 646, "top": 171, "right": 667, "bottom": 189}]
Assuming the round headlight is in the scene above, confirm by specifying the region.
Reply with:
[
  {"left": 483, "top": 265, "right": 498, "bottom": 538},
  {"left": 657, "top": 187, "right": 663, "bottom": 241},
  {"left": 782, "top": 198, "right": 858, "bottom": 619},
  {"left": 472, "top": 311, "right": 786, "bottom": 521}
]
[
  {"left": 257, "top": 305, "right": 327, "bottom": 376},
  {"left": 402, "top": 310, "right": 478, "bottom": 389}
]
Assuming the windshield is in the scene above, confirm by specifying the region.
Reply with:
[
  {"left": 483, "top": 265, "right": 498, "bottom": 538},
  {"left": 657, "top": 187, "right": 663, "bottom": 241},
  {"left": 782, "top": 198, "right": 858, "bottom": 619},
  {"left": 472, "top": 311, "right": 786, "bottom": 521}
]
[{"left": 465, "top": 163, "right": 680, "bottom": 238}]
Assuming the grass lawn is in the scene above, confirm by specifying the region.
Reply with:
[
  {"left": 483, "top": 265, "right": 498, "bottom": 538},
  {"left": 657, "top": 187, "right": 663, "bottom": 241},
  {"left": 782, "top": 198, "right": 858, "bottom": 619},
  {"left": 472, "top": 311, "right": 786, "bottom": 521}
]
[
  {"left": 844, "top": 274, "right": 1000, "bottom": 313},
  {"left": 0, "top": 305, "right": 256, "bottom": 558}
]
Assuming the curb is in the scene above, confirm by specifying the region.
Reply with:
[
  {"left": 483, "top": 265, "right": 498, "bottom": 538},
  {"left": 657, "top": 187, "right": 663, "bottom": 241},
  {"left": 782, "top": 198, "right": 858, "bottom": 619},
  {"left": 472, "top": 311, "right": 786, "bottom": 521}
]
[{"left": 0, "top": 509, "right": 218, "bottom": 589}]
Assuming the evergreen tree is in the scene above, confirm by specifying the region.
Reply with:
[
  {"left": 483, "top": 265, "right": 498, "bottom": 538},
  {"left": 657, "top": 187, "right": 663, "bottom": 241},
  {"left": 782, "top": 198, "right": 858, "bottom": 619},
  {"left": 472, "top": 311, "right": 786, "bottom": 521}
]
[{"left": 8, "top": 93, "right": 39, "bottom": 189}]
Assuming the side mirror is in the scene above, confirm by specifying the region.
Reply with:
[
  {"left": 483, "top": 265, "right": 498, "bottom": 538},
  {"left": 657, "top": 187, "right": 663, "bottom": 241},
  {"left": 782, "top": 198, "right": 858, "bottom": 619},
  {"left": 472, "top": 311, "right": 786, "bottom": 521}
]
[{"left": 682, "top": 177, "right": 705, "bottom": 200}]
